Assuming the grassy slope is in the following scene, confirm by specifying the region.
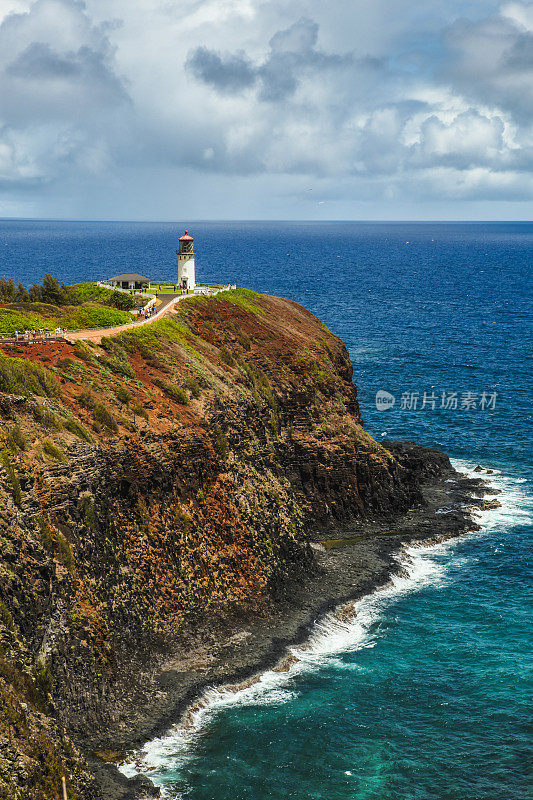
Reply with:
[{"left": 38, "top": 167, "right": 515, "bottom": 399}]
[{"left": 0, "top": 283, "right": 140, "bottom": 334}]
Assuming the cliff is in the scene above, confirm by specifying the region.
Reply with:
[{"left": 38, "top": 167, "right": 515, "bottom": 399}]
[{"left": 0, "top": 290, "right": 469, "bottom": 799}]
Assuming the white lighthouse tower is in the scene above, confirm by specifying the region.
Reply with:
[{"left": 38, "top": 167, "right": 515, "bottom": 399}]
[{"left": 177, "top": 230, "right": 196, "bottom": 292}]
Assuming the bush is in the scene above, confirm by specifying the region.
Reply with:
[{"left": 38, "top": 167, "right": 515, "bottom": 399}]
[
  {"left": 115, "top": 386, "right": 131, "bottom": 405},
  {"left": 77, "top": 492, "right": 96, "bottom": 530},
  {"left": 0, "top": 352, "right": 59, "bottom": 397},
  {"left": 219, "top": 346, "right": 235, "bottom": 367},
  {"left": 0, "top": 600, "right": 14, "bottom": 631},
  {"left": 94, "top": 404, "right": 118, "bottom": 433},
  {"left": 73, "top": 341, "right": 96, "bottom": 362},
  {"left": 213, "top": 430, "right": 229, "bottom": 461},
  {"left": 43, "top": 439, "right": 67, "bottom": 462},
  {"left": 37, "top": 515, "right": 74, "bottom": 571},
  {"left": 0, "top": 452, "right": 21, "bottom": 506},
  {"left": 131, "top": 399, "right": 148, "bottom": 420},
  {"left": 152, "top": 377, "right": 188, "bottom": 404},
  {"left": 33, "top": 661, "right": 53, "bottom": 699},
  {"left": 174, "top": 508, "right": 192, "bottom": 533},
  {"left": 99, "top": 355, "right": 135, "bottom": 379},
  {"left": 4, "top": 424, "right": 27, "bottom": 452},
  {"left": 77, "top": 391, "right": 118, "bottom": 433},
  {"left": 33, "top": 404, "right": 63, "bottom": 430},
  {"left": 64, "top": 416, "right": 94, "bottom": 443},
  {"left": 183, "top": 376, "right": 201, "bottom": 399},
  {"left": 108, "top": 290, "right": 134, "bottom": 311}
]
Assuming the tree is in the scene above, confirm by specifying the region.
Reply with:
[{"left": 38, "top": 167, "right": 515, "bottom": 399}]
[
  {"left": 108, "top": 290, "right": 134, "bottom": 311},
  {"left": 15, "top": 282, "right": 30, "bottom": 303}
]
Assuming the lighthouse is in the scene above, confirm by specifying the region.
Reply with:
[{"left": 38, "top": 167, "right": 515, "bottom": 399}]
[{"left": 177, "top": 230, "right": 196, "bottom": 292}]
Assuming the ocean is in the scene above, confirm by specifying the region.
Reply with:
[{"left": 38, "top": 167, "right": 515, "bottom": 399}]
[{"left": 1, "top": 220, "right": 531, "bottom": 799}]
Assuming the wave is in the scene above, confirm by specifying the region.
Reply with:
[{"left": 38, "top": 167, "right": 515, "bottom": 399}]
[{"left": 120, "top": 459, "right": 531, "bottom": 794}]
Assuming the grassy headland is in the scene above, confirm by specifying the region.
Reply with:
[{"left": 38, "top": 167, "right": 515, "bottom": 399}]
[{"left": 0, "top": 274, "right": 143, "bottom": 334}]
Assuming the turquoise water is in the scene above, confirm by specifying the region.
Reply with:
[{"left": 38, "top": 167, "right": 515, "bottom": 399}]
[{"left": 1, "top": 220, "right": 532, "bottom": 798}]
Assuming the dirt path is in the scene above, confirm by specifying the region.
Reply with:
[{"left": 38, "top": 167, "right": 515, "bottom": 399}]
[{"left": 64, "top": 293, "right": 185, "bottom": 344}]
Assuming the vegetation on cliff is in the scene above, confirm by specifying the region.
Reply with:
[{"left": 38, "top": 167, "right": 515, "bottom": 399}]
[
  {"left": 0, "top": 274, "right": 142, "bottom": 334},
  {"left": 0, "top": 287, "right": 421, "bottom": 799}
]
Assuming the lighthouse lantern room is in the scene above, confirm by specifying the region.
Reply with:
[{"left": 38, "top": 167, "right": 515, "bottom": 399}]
[{"left": 177, "top": 230, "right": 196, "bottom": 291}]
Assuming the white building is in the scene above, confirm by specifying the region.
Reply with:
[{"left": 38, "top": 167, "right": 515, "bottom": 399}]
[
  {"left": 177, "top": 230, "right": 196, "bottom": 291},
  {"left": 107, "top": 273, "right": 151, "bottom": 290}
]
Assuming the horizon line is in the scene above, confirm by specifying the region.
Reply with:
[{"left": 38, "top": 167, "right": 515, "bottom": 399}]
[{"left": 0, "top": 217, "right": 532, "bottom": 224}]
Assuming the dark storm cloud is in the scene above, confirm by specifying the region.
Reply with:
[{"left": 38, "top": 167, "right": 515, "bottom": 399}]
[{"left": 186, "top": 47, "right": 256, "bottom": 94}]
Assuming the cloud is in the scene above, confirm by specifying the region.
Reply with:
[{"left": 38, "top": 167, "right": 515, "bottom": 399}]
[
  {"left": 186, "top": 47, "right": 256, "bottom": 94},
  {"left": 442, "top": 3, "right": 533, "bottom": 121},
  {"left": 0, "top": 0, "right": 130, "bottom": 189},
  {"left": 0, "top": 0, "right": 532, "bottom": 218},
  {"left": 186, "top": 17, "right": 353, "bottom": 102}
]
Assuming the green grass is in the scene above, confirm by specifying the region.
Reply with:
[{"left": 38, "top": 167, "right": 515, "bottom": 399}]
[
  {"left": 72, "top": 282, "right": 113, "bottom": 303},
  {"left": 0, "top": 302, "right": 133, "bottom": 334},
  {"left": 0, "top": 352, "right": 59, "bottom": 397},
  {"left": 214, "top": 287, "right": 265, "bottom": 315}
]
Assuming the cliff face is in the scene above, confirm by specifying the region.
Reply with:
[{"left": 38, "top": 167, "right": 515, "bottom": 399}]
[{"left": 0, "top": 290, "right": 428, "bottom": 799}]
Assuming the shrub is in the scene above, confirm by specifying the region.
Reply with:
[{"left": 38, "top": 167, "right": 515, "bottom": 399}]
[
  {"left": 131, "top": 399, "right": 148, "bottom": 420},
  {"left": 77, "top": 492, "right": 96, "bottom": 530},
  {"left": 73, "top": 341, "right": 96, "bottom": 362},
  {"left": 64, "top": 416, "right": 94, "bottom": 443},
  {"left": 99, "top": 355, "right": 135, "bottom": 379},
  {"left": 77, "top": 389, "right": 96, "bottom": 411},
  {"left": 43, "top": 439, "right": 67, "bottom": 462},
  {"left": 152, "top": 377, "right": 188, "bottom": 404},
  {"left": 4, "top": 424, "right": 27, "bottom": 452},
  {"left": 93, "top": 404, "right": 118, "bottom": 433},
  {"left": 0, "top": 452, "right": 21, "bottom": 506},
  {"left": 33, "top": 404, "right": 63, "bottom": 431},
  {"left": 213, "top": 430, "right": 229, "bottom": 461},
  {"left": 0, "top": 600, "right": 14, "bottom": 631},
  {"left": 56, "top": 357, "right": 74, "bottom": 370},
  {"left": 33, "top": 661, "right": 53, "bottom": 700},
  {"left": 219, "top": 346, "right": 235, "bottom": 367},
  {"left": 108, "top": 290, "right": 134, "bottom": 311},
  {"left": 115, "top": 386, "right": 131, "bottom": 405},
  {"left": 37, "top": 516, "right": 74, "bottom": 571},
  {"left": 174, "top": 508, "right": 192, "bottom": 533},
  {"left": 0, "top": 352, "right": 59, "bottom": 397},
  {"left": 77, "top": 391, "right": 118, "bottom": 433},
  {"left": 183, "top": 376, "right": 201, "bottom": 399}
]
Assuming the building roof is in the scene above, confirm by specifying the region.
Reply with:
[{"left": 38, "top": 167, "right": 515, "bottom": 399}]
[
  {"left": 178, "top": 230, "right": 194, "bottom": 241},
  {"left": 108, "top": 273, "right": 151, "bottom": 282}
]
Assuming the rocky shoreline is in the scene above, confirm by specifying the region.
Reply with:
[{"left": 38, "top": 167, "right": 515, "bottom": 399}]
[{"left": 90, "top": 446, "right": 498, "bottom": 800}]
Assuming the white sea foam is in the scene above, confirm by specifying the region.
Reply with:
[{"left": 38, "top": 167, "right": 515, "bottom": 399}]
[{"left": 120, "top": 459, "right": 531, "bottom": 794}]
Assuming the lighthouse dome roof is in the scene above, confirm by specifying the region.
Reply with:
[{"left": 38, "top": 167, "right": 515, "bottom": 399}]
[{"left": 179, "top": 230, "right": 194, "bottom": 241}]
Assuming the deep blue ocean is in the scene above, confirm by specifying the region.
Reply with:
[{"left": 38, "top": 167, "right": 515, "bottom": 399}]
[{"left": 1, "top": 220, "right": 531, "bottom": 799}]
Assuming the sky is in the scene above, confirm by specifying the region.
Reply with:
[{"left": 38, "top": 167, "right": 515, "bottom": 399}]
[{"left": 0, "top": 0, "right": 532, "bottom": 220}]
